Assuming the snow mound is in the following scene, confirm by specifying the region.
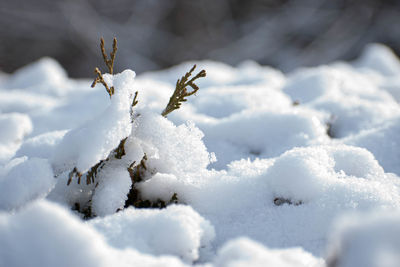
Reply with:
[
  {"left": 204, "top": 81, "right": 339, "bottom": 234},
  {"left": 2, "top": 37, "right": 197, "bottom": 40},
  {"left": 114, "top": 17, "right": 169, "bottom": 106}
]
[
  {"left": 0, "top": 90, "right": 57, "bottom": 114},
  {"left": 200, "top": 108, "right": 329, "bottom": 168},
  {"left": 326, "top": 211, "right": 400, "bottom": 267},
  {"left": 0, "top": 157, "right": 55, "bottom": 211},
  {"left": 139, "top": 145, "right": 400, "bottom": 254},
  {"left": 16, "top": 130, "right": 67, "bottom": 159},
  {"left": 283, "top": 65, "right": 400, "bottom": 138},
  {"left": 91, "top": 204, "right": 215, "bottom": 263},
  {"left": 355, "top": 43, "right": 400, "bottom": 77},
  {"left": 1, "top": 44, "right": 400, "bottom": 266},
  {"left": 0, "top": 200, "right": 188, "bottom": 267},
  {"left": 344, "top": 115, "right": 400, "bottom": 176},
  {"left": 214, "top": 237, "right": 322, "bottom": 267},
  {"left": 5, "top": 57, "right": 69, "bottom": 96},
  {"left": 0, "top": 113, "right": 33, "bottom": 163},
  {"left": 189, "top": 84, "right": 292, "bottom": 119}
]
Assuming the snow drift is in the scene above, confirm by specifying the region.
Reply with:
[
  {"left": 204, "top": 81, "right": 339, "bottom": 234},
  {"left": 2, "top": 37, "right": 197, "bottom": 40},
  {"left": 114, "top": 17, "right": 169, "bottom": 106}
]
[{"left": 1, "top": 43, "right": 400, "bottom": 266}]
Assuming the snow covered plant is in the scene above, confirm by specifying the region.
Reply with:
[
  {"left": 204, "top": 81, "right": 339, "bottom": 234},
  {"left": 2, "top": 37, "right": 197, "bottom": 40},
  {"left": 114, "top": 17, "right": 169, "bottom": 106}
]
[{"left": 51, "top": 38, "right": 207, "bottom": 218}]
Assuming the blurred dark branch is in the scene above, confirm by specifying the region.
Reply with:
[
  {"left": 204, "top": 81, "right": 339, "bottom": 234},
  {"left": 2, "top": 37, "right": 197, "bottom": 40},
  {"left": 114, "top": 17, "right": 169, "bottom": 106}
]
[{"left": 0, "top": 0, "right": 399, "bottom": 76}]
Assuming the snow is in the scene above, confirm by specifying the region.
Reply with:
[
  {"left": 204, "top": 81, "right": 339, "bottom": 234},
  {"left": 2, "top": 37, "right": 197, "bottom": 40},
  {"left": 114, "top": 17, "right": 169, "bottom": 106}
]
[
  {"left": 0, "top": 89, "right": 57, "bottom": 113},
  {"left": 0, "top": 200, "right": 189, "bottom": 267},
  {"left": 91, "top": 163, "right": 132, "bottom": 216},
  {"left": 214, "top": 237, "right": 323, "bottom": 267},
  {"left": 0, "top": 113, "right": 32, "bottom": 163},
  {"left": 90, "top": 204, "right": 215, "bottom": 262},
  {"left": 0, "top": 157, "right": 55, "bottom": 211},
  {"left": 140, "top": 60, "right": 285, "bottom": 89},
  {"left": 199, "top": 108, "right": 329, "bottom": 168},
  {"left": 326, "top": 211, "right": 400, "bottom": 267},
  {"left": 16, "top": 130, "right": 67, "bottom": 159},
  {"left": 52, "top": 69, "right": 137, "bottom": 174},
  {"left": 282, "top": 65, "right": 400, "bottom": 137},
  {"left": 138, "top": 145, "right": 400, "bottom": 256},
  {"left": 134, "top": 111, "right": 215, "bottom": 175},
  {"left": 5, "top": 57, "right": 69, "bottom": 96},
  {"left": 355, "top": 43, "right": 400, "bottom": 77},
  {"left": 1, "top": 43, "right": 400, "bottom": 266},
  {"left": 344, "top": 116, "right": 400, "bottom": 176}
]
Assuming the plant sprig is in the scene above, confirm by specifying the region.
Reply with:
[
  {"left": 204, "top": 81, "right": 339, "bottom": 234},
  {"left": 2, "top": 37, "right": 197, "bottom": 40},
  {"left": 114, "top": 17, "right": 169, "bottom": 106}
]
[
  {"left": 91, "top": 37, "right": 118, "bottom": 98},
  {"left": 100, "top": 37, "right": 117, "bottom": 75},
  {"left": 67, "top": 167, "right": 82, "bottom": 185},
  {"left": 130, "top": 91, "right": 139, "bottom": 121},
  {"left": 161, "top": 64, "right": 206, "bottom": 117},
  {"left": 68, "top": 37, "right": 141, "bottom": 186},
  {"left": 91, "top": 67, "right": 114, "bottom": 97}
]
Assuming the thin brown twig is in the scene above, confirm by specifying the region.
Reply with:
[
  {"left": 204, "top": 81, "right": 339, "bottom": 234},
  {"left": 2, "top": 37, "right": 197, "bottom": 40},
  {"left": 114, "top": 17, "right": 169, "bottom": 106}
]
[
  {"left": 100, "top": 37, "right": 118, "bottom": 74},
  {"left": 91, "top": 67, "right": 114, "bottom": 97},
  {"left": 132, "top": 91, "right": 139, "bottom": 107},
  {"left": 91, "top": 37, "right": 118, "bottom": 98}
]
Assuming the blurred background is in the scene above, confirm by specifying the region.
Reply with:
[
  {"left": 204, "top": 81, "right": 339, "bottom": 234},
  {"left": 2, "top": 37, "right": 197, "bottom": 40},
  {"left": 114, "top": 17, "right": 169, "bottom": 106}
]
[{"left": 1, "top": 0, "right": 400, "bottom": 77}]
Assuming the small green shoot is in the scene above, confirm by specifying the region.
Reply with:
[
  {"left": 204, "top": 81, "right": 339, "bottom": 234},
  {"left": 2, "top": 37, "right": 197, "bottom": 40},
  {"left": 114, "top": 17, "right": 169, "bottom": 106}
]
[{"left": 161, "top": 64, "right": 206, "bottom": 117}]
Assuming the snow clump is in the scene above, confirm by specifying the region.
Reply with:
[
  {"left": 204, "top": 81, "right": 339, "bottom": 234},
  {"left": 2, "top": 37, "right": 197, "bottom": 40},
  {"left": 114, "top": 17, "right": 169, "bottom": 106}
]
[
  {"left": 0, "top": 113, "right": 32, "bottom": 163},
  {"left": 0, "top": 200, "right": 189, "bottom": 267},
  {"left": 0, "top": 157, "right": 55, "bottom": 211},
  {"left": 90, "top": 204, "right": 215, "bottom": 263}
]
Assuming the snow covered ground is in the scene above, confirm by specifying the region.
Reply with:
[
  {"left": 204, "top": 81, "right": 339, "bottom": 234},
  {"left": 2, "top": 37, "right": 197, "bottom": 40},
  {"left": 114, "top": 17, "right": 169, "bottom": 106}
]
[{"left": 1, "top": 44, "right": 400, "bottom": 267}]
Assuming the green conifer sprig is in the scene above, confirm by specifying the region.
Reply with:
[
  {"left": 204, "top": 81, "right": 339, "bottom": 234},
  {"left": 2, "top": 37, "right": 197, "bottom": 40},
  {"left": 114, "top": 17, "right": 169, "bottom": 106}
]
[{"left": 161, "top": 64, "right": 206, "bottom": 117}]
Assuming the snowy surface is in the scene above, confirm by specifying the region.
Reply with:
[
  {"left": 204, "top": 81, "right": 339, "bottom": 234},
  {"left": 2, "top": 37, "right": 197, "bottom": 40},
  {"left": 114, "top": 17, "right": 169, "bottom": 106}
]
[
  {"left": 326, "top": 211, "right": 400, "bottom": 267},
  {"left": 90, "top": 204, "right": 215, "bottom": 263},
  {"left": 0, "top": 113, "right": 32, "bottom": 163},
  {"left": 0, "top": 157, "right": 55, "bottom": 211},
  {"left": 1, "top": 43, "right": 400, "bottom": 266},
  {"left": 0, "top": 200, "right": 188, "bottom": 267},
  {"left": 214, "top": 237, "right": 323, "bottom": 267}
]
